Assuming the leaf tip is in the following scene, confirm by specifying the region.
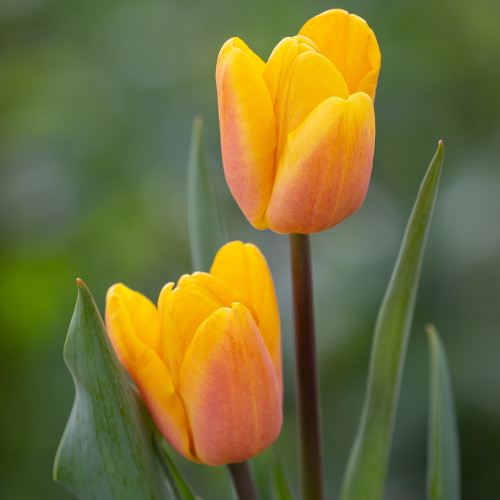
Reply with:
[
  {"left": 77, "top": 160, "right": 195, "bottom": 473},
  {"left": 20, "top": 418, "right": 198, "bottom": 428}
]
[
  {"left": 192, "top": 116, "right": 204, "bottom": 140},
  {"left": 434, "top": 140, "right": 444, "bottom": 164},
  {"left": 425, "top": 324, "right": 440, "bottom": 348},
  {"left": 194, "top": 115, "right": 203, "bottom": 127},
  {"left": 75, "top": 278, "right": 93, "bottom": 302},
  {"left": 425, "top": 323, "right": 436, "bottom": 334}
]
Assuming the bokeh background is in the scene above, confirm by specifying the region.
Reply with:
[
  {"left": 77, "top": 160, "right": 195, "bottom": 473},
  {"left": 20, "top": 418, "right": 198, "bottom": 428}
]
[{"left": 1, "top": 0, "right": 499, "bottom": 498}]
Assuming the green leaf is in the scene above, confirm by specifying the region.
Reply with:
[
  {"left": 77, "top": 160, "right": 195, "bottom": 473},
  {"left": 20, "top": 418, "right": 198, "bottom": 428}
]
[
  {"left": 225, "top": 467, "right": 239, "bottom": 500},
  {"left": 426, "top": 324, "right": 461, "bottom": 500},
  {"left": 340, "top": 141, "right": 444, "bottom": 500},
  {"left": 271, "top": 450, "right": 294, "bottom": 500},
  {"left": 153, "top": 433, "right": 201, "bottom": 500},
  {"left": 54, "top": 279, "right": 170, "bottom": 499},
  {"left": 188, "top": 116, "right": 227, "bottom": 272}
]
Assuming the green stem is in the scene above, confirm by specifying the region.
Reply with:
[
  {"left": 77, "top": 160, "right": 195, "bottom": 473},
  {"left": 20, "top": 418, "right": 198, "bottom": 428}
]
[
  {"left": 228, "top": 461, "right": 259, "bottom": 500},
  {"left": 289, "top": 234, "right": 324, "bottom": 500}
]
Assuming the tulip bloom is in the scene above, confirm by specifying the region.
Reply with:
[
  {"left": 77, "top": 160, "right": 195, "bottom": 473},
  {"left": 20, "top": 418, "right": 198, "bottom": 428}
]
[
  {"left": 105, "top": 241, "right": 282, "bottom": 466},
  {"left": 216, "top": 9, "right": 381, "bottom": 234}
]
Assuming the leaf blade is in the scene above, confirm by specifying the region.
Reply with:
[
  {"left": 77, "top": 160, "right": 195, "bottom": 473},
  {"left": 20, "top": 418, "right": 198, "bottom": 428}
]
[
  {"left": 340, "top": 142, "right": 444, "bottom": 500},
  {"left": 271, "top": 450, "right": 294, "bottom": 500},
  {"left": 54, "top": 279, "right": 170, "bottom": 499},
  {"left": 154, "top": 432, "right": 200, "bottom": 500},
  {"left": 426, "top": 324, "right": 461, "bottom": 500},
  {"left": 187, "top": 116, "right": 227, "bottom": 272}
]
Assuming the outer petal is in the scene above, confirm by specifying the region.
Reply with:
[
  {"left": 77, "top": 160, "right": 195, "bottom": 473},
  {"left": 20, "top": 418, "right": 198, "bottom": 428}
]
[
  {"left": 298, "top": 9, "right": 381, "bottom": 100},
  {"left": 210, "top": 241, "right": 282, "bottom": 390},
  {"left": 107, "top": 283, "right": 162, "bottom": 357},
  {"left": 157, "top": 282, "right": 174, "bottom": 362},
  {"left": 105, "top": 288, "right": 197, "bottom": 462},
  {"left": 180, "top": 303, "right": 282, "bottom": 465},
  {"left": 216, "top": 37, "right": 277, "bottom": 228},
  {"left": 266, "top": 92, "right": 375, "bottom": 234}
]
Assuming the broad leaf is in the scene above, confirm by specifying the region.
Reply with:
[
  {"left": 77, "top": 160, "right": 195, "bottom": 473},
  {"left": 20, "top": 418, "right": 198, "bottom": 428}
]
[
  {"left": 340, "top": 142, "right": 444, "bottom": 500},
  {"left": 426, "top": 325, "right": 461, "bottom": 500},
  {"left": 54, "top": 279, "right": 170, "bottom": 499}
]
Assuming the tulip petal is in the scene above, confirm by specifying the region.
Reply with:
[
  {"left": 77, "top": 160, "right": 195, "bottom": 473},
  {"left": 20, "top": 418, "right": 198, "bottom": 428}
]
[
  {"left": 107, "top": 284, "right": 162, "bottom": 358},
  {"left": 262, "top": 37, "right": 294, "bottom": 104},
  {"left": 210, "top": 241, "right": 282, "bottom": 389},
  {"left": 105, "top": 290, "right": 197, "bottom": 462},
  {"left": 180, "top": 303, "right": 282, "bottom": 465},
  {"left": 278, "top": 46, "right": 350, "bottom": 134},
  {"left": 298, "top": 9, "right": 381, "bottom": 100},
  {"left": 216, "top": 37, "right": 277, "bottom": 228},
  {"left": 263, "top": 36, "right": 320, "bottom": 104},
  {"left": 177, "top": 271, "right": 254, "bottom": 317},
  {"left": 164, "top": 282, "right": 223, "bottom": 385},
  {"left": 271, "top": 39, "right": 350, "bottom": 161},
  {"left": 266, "top": 92, "right": 375, "bottom": 234},
  {"left": 157, "top": 282, "right": 174, "bottom": 362}
]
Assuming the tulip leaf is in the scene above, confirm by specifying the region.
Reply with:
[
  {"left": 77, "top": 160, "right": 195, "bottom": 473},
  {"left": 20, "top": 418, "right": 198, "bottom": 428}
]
[
  {"left": 188, "top": 116, "right": 227, "bottom": 272},
  {"left": 340, "top": 142, "right": 444, "bottom": 500},
  {"left": 153, "top": 433, "right": 200, "bottom": 500},
  {"left": 426, "top": 324, "right": 461, "bottom": 500},
  {"left": 271, "top": 450, "right": 294, "bottom": 500},
  {"left": 131, "top": 390, "right": 200, "bottom": 500},
  {"left": 225, "top": 467, "right": 239, "bottom": 500},
  {"left": 54, "top": 279, "right": 170, "bottom": 499}
]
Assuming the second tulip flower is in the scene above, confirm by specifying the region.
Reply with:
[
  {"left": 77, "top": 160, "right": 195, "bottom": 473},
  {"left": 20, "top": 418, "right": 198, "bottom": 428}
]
[{"left": 105, "top": 241, "right": 282, "bottom": 466}]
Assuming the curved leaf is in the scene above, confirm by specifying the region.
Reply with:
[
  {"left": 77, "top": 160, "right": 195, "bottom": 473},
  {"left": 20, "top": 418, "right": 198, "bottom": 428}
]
[{"left": 54, "top": 279, "right": 170, "bottom": 499}]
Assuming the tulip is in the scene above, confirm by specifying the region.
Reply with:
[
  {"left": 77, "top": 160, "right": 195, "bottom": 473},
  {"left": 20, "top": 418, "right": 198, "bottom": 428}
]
[
  {"left": 216, "top": 9, "right": 381, "bottom": 234},
  {"left": 105, "top": 241, "right": 282, "bottom": 466}
]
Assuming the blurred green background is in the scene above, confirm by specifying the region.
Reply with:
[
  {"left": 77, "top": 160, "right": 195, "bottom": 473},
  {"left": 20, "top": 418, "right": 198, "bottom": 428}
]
[{"left": 1, "top": 0, "right": 499, "bottom": 498}]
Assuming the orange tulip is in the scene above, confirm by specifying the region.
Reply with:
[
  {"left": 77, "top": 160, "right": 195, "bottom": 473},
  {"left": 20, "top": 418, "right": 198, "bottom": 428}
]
[
  {"left": 216, "top": 9, "right": 381, "bottom": 234},
  {"left": 105, "top": 241, "right": 282, "bottom": 465}
]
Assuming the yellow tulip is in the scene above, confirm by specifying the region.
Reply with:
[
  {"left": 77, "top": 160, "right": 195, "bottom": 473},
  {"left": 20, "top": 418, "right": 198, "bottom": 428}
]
[
  {"left": 105, "top": 241, "right": 282, "bottom": 465},
  {"left": 216, "top": 9, "right": 381, "bottom": 234}
]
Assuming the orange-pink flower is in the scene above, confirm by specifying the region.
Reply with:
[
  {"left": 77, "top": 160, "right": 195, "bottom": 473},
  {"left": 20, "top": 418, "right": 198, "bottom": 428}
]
[
  {"left": 105, "top": 241, "right": 282, "bottom": 465},
  {"left": 216, "top": 9, "right": 381, "bottom": 234}
]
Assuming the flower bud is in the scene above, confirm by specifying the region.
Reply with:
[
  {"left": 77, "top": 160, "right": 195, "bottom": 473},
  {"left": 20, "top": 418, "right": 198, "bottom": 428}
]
[
  {"left": 105, "top": 241, "right": 282, "bottom": 465},
  {"left": 216, "top": 9, "right": 381, "bottom": 233}
]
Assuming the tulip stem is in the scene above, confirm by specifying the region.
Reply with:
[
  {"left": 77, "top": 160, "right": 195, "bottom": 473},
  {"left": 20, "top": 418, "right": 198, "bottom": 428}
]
[
  {"left": 228, "top": 461, "right": 259, "bottom": 500},
  {"left": 289, "top": 233, "right": 324, "bottom": 500}
]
